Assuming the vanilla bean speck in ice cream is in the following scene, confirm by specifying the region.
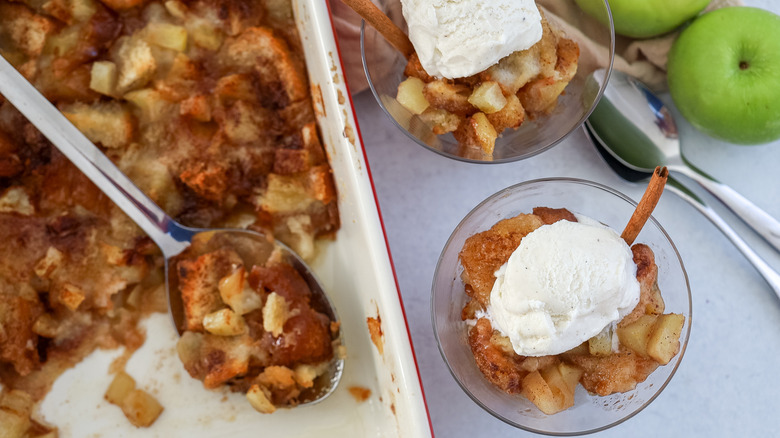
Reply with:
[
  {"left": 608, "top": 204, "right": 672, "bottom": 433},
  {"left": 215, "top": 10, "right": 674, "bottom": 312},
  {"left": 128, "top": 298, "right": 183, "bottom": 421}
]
[
  {"left": 400, "top": 0, "right": 543, "bottom": 79},
  {"left": 483, "top": 215, "right": 640, "bottom": 357}
]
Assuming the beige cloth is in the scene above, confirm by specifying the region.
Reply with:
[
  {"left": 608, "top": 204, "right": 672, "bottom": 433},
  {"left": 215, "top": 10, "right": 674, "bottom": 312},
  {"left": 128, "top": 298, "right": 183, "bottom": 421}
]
[{"left": 330, "top": 0, "right": 741, "bottom": 93}]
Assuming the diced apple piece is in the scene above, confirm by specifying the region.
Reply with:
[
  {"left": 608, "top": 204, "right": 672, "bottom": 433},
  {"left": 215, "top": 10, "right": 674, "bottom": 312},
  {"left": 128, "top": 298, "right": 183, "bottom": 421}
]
[
  {"left": 647, "top": 313, "right": 685, "bottom": 365},
  {"left": 124, "top": 88, "right": 169, "bottom": 122},
  {"left": 521, "top": 370, "right": 564, "bottom": 415},
  {"left": 468, "top": 81, "right": 507, "bottom": 114},
  {"left": 557, "top": 362, "right": 583, "bottom": 394},
  {"left": 144, "top": 22, "right": 188, "bottom": 52},
  {"left": 202, "top": 308, "right": 247, "bottom": 336},
  {"left": 246, "top": 384, "right": 276, "bottom": 414},
  {"left": 187, "top": 20, "right": 223, "bottom": 51},
  {"left": 0, "top": 400, "right": 29, "bottom": 438},
  {"left": 263, "top": 292, "right": 292, "bottom": 337},
  {"left": 105, "top": 371, "right": 136, "bottom": 405},
  {"left": 218, "top": 267, "right": 263, "bottom": 315},
  {"left": 90, "top": 61, "right": 118, "bottom": 97},
  {"left": 616, "top": 314, "right": 657, "bottom": 357},
  {"left": 121, "top": 389, "right": 164, "bottom": 427},
  {"left": 540, "top": 364, "right": 575, "bottom": 409},
  {"left": 588, "top": 327, "right": 613, "bottom": 356},
  {"left": 396, "top": 77, "right": 430, "bottom": 115}
]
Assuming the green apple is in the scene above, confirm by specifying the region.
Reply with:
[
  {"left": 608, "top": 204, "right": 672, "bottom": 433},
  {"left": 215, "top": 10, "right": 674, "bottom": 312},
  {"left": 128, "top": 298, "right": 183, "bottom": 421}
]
[
  {"left": 668, "top": 7, "right": 780, "bottom": 145},
  {"left": 576, "top": 0, "right": 711, "bottom": 39}
]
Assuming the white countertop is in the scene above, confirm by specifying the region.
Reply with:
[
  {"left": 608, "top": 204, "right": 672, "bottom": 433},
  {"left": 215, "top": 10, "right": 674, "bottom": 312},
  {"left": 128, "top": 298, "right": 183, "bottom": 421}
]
[{"left": 350, "top": 2, "right": 780, "bottom": 435}]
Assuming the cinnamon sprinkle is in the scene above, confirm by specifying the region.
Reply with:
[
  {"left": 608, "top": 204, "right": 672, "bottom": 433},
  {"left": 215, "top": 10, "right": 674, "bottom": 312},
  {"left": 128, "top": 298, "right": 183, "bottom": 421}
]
[{"left": 621, "top": 166, "right": 668, "bottom": 246}]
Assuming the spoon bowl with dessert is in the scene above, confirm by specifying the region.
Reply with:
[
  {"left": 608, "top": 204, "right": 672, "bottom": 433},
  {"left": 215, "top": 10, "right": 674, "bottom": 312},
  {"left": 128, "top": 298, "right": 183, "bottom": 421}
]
[
  {"left": 431, "top": 176, "right": 691, "bottom": 434},
  {"left": 354, "top": 0, "right": 615, "bottom": 162}
]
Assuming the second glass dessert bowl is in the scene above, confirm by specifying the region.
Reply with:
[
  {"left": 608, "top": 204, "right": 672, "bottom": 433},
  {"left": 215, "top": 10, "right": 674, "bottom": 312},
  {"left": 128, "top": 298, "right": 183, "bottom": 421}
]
[
  {"left": 361, "top": 0, "right": 615, "bottom": 163},
  {"left": 431, "top": 178, "right": 692, "bottom": 435}
]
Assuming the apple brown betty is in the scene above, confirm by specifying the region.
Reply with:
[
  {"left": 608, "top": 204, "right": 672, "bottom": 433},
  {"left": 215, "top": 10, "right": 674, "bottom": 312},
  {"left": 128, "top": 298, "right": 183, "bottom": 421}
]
[
  {"left": 460, "top": 207, "right": 684, "bottom": 415},
  {"left": 0, "top": 0, "right": 339, "bottom": 433},
  {"left": 396, "top": 9, "right": 580, "bottom": 159}
]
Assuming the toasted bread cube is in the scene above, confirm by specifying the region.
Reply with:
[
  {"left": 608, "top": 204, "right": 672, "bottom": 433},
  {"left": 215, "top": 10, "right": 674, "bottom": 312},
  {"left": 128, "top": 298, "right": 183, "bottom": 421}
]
[
  {"left": 453, "top": 112, "right": 497, "bottom": 157},
  {"left": 518, "top": 75, "right": 569, "bottom": 116},
  {"left": 89, "top": 61, "right": 118, "bottom": 97},
  {"left": 218, "top": 267, "right": 263, "bottom": 315},
  {"left": 179, "top": 95, "right": 211, "bottom": 122},
  {"left": 423, "top": 80, "right": 475, "bottom": 116},
  {"left": 225, "top": 27, "right": 306, "bottom": 103},
  {"left": 203, "top": 308, "right": 247, "bottom": 336},
  {"left": 61, "top": 101, "right": 134, "bottom": 149},
  {"left": 0, "top": 4, "right": 56, "bottom": 57},
  {"left": 105, "top": 371, "right": 136, "bottom": 406},
  {"left": 144, "top": 22, "right": 188, "bottom": 52},
  {"left": 468, "top": 82, "right": 507, "bottom": 114},
  {"left": 121, "top": 389, "right": 163, "bottom": 427},
  {"left": 262, "top": 292, "right": 292, "bottom": 337},
  {"left": 644, "top": 283, "right": 666, "bottom": 315},
  {"left": 482, "top": 47, "right": 543, "bottom": 96},
  {"left": 246, "top": 384, "right": 276, "bottom": 414},
  {"left": 177, "top": 332, "right": 251, "bottom": 388},
  {"left": 647, "top": 313, "right": 685, "bottom": 365},
  {"left": 177, "top": 249, "right": 242, "bottom": 331},
  {"left": 396, "top": 77, "right": 429, "bottom": 115},
  {"left": 521, "top": 370, "right": 564, "bottom": 415},
  {"left": 59, "top": 283, "right": 85, "bottom": 311},
  {"left": 588, "top": 327, "right": 613, "bottom": 356},
  {"left": 419, "top": 108, "right": 460, "bottom": 135},
  {"left": 114, "top": 37, "right": 157, "bottom": 93},
  {"left": 0, "top": 187, "right": 33, "bottom": 215},
  {"left": 616, "top": 314, "right": 657, "bottom": 357},
  {"left": 214, "top": 74, "right": 255, "bottom": 102},
  {"left": 486, "top": 94, "right": 525, "bottom": 132}
]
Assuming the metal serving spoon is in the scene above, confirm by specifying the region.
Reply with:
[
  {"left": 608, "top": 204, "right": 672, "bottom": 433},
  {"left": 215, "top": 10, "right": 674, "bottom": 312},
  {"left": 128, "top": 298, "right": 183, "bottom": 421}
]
[
  {"left": 0, "top": 56, "right": 343, "bottom": 405},
  {"left": 584, "top": 123, "right": 780, "bottom": 299},
  {"left": 587, "top": 69, "right": 780, "bottom": 253}
]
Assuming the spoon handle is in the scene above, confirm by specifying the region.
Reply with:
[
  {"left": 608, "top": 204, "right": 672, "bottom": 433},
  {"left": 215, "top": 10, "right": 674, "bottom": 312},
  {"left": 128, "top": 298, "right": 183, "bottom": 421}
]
[
  {"left": 671, "top": 165, "right": 780, "bottom": 254},
  {"left": 0, "top": 56, "right": 188, "bottom": 256},
  {"left": 667, "top": 180, "right": 780, "bottom": 299}
]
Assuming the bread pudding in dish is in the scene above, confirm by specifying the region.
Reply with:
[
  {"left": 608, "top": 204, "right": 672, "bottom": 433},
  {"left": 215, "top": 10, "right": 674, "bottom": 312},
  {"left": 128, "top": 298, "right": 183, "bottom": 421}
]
[{"left": 0, "top": 0, "right": 340, "bottom": 432}]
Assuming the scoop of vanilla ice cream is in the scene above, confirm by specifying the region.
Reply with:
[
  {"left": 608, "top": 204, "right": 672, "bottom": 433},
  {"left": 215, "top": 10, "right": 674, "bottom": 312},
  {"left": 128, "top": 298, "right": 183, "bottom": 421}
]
[
  {"left": 486, "top": 217, "right": 640, "bottom": 357},
  {"left": 400, "top": 0, "right": 543, "bottom": 79}
]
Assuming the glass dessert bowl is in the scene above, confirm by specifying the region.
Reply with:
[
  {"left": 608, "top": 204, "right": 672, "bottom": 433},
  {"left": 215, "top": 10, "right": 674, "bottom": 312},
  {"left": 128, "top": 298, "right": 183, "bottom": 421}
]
[
  {"left": 361, "top": 0, "right": 615, "bottom": 163},
  {"left": 431, "top": 178, "right": 692, "bottom": 435}
]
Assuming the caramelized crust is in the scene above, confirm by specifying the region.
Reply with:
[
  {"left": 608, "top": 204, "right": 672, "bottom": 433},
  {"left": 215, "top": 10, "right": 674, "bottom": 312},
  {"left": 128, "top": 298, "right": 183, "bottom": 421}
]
[
  {"left": 458, "top": 213, "right": 544, "bottom": 306},
  {"left": 532, "top": 206, "right": 577, "bottom": 225}
]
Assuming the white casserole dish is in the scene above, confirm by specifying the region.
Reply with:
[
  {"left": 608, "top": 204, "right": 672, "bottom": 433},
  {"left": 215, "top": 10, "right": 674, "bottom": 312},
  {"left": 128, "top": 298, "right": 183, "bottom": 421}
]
[{"left": 26, "top": 0, "right": 433, "bottom": 436}]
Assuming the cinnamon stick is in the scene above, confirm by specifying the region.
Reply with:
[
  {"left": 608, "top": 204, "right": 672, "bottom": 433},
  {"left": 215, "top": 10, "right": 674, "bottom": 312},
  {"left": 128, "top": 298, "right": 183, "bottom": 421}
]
[
  {"left": 341, "top": 0, "right": 415, "bottom": 59},
  {"left": 621, "top": 166, "right": 668, "bottom": 246}
]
